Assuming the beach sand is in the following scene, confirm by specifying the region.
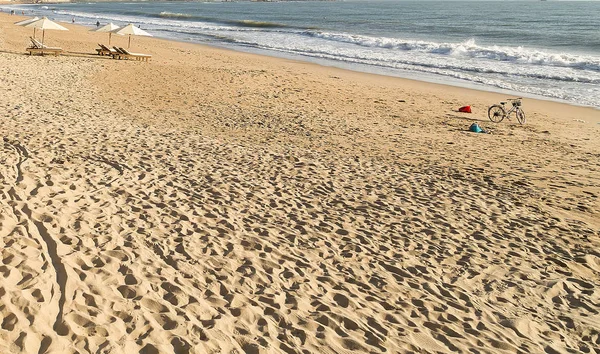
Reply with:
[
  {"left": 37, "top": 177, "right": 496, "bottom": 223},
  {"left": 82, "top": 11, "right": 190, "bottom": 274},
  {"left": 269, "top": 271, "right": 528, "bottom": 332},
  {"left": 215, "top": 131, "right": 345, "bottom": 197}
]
[{"left": 1, "top": 13, "right": 599, "bottom": 353}]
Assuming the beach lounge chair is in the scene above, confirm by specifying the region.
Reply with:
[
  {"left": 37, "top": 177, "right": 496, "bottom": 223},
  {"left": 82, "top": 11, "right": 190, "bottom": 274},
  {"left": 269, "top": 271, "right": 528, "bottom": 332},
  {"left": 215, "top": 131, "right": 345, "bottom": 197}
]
[
  {"left": 111, "top": 46, "right": 128, "bottom": 60},
  {"left": 114, "top": 46, "right": 152, "bottom": 62},
  {"left": 26, "top": 37, "right": 63, "bottom": 56},
  {"left": 96, "top": 43, "right": 118, "bottom": 57}
]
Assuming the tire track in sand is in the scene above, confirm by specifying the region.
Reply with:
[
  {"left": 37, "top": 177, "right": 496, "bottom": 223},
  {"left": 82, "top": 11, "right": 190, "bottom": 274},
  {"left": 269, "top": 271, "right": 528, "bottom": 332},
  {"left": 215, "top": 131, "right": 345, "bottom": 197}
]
[{"left": 4, "top": 139, "right": 69, "bottom": 336}]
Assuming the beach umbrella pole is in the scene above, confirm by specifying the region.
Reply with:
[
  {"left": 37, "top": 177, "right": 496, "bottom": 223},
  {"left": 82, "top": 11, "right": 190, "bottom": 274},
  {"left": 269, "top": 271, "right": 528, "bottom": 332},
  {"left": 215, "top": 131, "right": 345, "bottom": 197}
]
[
  {"left": 109, "top": 32, "right": 111, "bottom": 45},
  {"left": 128, "top": 35, "right": 131, "bottom": 49}
]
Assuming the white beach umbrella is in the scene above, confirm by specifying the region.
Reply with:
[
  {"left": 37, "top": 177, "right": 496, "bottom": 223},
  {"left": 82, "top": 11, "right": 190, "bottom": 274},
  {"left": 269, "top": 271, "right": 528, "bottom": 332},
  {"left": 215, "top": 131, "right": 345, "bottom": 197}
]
[
  {"left": 14, "top": 16, "right": 40, "bottom": 38},
  {"left": 24, "top": 17, "right": 68, "bottom": 47},
  {"left": 14, "top": 16, "right": 39, "bottom": 26},
  {"left": 112, "top": 23, "right": 152, "bottom": 49},
  {"left": 91, "top": 22, "right": 121, "bottom": 45}
]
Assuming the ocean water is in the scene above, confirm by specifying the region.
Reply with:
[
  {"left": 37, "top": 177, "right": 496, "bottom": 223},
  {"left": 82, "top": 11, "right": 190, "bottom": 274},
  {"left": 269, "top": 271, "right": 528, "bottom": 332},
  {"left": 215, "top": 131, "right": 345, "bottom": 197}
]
[{"left": 4, "top": 0, "right": 600, "bottom": 108}]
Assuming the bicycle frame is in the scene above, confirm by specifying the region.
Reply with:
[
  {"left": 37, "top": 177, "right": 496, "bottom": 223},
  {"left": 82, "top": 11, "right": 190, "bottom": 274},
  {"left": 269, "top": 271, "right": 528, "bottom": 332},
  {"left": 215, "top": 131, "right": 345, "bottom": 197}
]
[{"left": 501, "top": 102, "right": 520, "bottom": 117}]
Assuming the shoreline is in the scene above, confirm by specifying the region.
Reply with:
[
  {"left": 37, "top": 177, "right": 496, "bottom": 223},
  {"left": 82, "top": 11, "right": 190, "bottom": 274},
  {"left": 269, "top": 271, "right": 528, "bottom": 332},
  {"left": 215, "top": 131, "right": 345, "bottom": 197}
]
[
  {"left": 1, "top": 2, "right": 599, "bottom": 110},
  {"left": 1, "top": 10, "right": 599, "bottom": 353},
  {"left": 215, "top": 42, "right": 595, "bottom": 110},
  {"left": 155, "top": 34, "right": 599, "bottom": 121},
  {"left": 4, "top": 10, "right": 599, "bottom": 117}
]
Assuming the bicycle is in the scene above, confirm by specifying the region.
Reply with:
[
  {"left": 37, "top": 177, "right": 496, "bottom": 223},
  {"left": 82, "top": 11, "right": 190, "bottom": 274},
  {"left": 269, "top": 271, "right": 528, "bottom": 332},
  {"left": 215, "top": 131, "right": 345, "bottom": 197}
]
[{"left": 488, "top": 98, "right": 526, "bottom": 124}]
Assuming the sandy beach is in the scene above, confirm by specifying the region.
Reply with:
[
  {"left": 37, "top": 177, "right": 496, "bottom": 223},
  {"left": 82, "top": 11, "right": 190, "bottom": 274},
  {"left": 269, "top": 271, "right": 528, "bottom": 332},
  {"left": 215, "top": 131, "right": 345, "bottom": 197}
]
[{"left": 1, "top": 12, "right": 599, "bottom": 353}]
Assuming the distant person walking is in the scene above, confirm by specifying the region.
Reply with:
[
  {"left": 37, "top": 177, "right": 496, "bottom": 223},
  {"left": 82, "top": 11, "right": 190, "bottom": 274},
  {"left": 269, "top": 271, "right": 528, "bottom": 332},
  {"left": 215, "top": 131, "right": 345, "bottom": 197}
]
[
  {"left": 96, "top": 21, "right": 100, "bottom": 27},
  {"left": 72, "top": 18, "right": 75, "bottom": 24}
]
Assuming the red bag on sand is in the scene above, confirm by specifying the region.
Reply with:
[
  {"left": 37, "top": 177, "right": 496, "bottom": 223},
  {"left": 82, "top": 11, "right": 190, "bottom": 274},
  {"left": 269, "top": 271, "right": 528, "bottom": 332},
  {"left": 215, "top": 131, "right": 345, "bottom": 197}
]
[{"left": 458, "top": 105, "right": 472, "bottom": 113}]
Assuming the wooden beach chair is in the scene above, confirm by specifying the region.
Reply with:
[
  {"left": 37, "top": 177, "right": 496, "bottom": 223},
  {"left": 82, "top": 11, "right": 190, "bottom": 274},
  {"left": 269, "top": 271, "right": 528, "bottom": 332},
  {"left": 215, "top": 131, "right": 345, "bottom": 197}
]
[
  {"left": 117, "top": 47, "right": 152, "bottom": 62},
  {"left": 27, "top": 37, "right": 63, "bottom": 56},
  {"left": 112, "top": 46, "right": 129, "bottom": 60},
  {"left": 96, "top": 43, "right": 118, "bottom": 57}
]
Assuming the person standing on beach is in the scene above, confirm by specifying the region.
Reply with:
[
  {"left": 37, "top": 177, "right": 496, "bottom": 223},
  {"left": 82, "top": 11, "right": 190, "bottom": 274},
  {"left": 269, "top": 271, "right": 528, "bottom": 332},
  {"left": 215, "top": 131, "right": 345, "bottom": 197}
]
[{"left": 96, "top": 21, "right": 100, "bottom": 27}]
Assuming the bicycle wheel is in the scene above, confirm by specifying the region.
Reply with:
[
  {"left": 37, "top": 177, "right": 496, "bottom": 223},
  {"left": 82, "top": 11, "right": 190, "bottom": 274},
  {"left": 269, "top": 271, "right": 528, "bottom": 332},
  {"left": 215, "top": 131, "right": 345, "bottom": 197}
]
[
  {"left": 515, "top": 109, "right": 526, "bottom": 124},
  {"left": 488, "top": 105, "right": 506, "bottom": 123}
]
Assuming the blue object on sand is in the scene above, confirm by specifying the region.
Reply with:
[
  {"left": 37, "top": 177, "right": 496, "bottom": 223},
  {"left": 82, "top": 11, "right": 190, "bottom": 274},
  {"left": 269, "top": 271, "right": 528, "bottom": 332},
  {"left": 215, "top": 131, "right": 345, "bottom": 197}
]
[{"left": 469, "top": 123, "right": 483, "bottom": 133}]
